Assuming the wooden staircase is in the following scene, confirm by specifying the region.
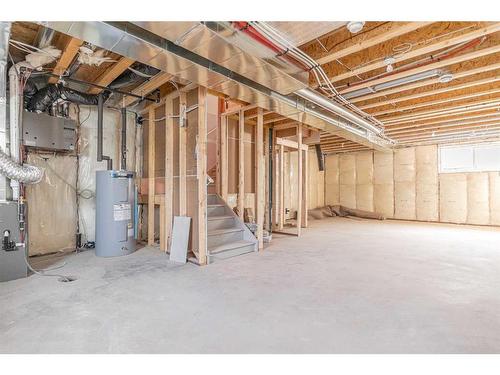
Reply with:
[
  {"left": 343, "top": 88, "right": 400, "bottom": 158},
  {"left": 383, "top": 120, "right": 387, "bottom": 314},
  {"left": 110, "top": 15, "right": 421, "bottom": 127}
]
[{"left": 207, "top": 194, "right": 257, "bottom": 263}]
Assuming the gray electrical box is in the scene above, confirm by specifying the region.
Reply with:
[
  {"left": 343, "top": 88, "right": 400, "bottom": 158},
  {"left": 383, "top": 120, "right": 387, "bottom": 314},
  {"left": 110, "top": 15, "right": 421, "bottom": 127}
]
[
  {"left": 95, "top": 170, "right": 136, "bottom": 257},
  {"left": 23, "top": 111, "right": 77, "bottom": 151},
  {"left": 0, "top": 201, "right": 27, "bottom": 282}
]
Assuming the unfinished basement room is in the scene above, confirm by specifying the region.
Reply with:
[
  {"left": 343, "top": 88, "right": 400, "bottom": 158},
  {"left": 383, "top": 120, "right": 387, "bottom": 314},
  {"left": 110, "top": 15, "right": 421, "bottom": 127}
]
[{"left": 1, "top": 4, "right": 500, "bottom": 365}]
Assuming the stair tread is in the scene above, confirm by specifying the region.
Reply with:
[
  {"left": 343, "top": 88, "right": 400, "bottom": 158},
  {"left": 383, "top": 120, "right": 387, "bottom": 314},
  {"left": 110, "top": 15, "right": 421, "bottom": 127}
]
[
  {"left": 207, "top": 214, "right": 234, "bottom": 221},
  {"left": 207, "top": 227, "right": 243, "bottom": 236},
  {"left": 208, "top": 240, "right": 256, "bottom": 254}
]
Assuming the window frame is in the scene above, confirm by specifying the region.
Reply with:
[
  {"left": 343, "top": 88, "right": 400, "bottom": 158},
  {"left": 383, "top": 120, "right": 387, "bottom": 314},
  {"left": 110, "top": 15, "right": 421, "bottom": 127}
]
[{"left": 438, "top": 142, "right": 500, "bottom": 174}]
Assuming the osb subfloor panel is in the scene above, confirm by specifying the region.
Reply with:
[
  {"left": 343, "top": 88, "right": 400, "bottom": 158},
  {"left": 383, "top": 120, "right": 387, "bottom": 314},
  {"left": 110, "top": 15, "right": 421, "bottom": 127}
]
[{"left": 1, "top": 218, "right": 500, "bottom": 353}]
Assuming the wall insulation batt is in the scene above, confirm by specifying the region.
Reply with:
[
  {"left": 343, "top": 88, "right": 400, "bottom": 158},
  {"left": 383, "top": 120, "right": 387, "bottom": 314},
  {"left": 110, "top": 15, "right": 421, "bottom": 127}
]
[
  {"left": 355, "top": 151, "right": 373, "bottom": 212},
  {"left": 324, "top": 144, "right": 500, "bottom": 226}
]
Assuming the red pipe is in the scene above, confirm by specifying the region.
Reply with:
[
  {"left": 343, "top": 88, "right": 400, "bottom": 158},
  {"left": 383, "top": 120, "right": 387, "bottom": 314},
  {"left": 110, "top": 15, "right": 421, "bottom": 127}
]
[{"left": 232, "top": 21, "right": 310, "bottom": 71}]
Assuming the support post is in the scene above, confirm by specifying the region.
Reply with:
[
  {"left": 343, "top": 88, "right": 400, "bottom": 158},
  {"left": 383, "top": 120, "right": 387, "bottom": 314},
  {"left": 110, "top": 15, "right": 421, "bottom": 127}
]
[
  {"left": 297, "top": 123, "right": 303, "bottom": 236},
  {"left": 147, "top": 107, "right": 155, "bottom": 246},
  {"left": 179, "top": 92, "right": 187, "bottom": 216},
  {"left": 278, "top": 144, "right": 284, "bottom": 231},
  {"left": 238, "top": 109, "right": 245, "bottom": 219},
  {"left": 255, "top": 108, "right": 264, "bottom": 250},
  {"left": 302, "top": 147, "right": 309, "bottom": 228},
  {"left": 220, "top": 114, "right": 228, "bottom": 201},
  {"left": 164, "top": 96, "right": 174, "bottom": 251},
  {"left": 197, "top": 87, "right": 208, "bottom": 265}
]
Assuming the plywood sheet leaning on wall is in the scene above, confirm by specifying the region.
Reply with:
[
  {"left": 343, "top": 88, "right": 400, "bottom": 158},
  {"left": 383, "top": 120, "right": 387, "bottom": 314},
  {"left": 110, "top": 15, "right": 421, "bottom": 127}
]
[
  {"left": 467, "top": 173, "right": 490, "bottom": 225},
  {"left": 440, "top": 173, "right": 467, "bottom": 224},
  {"left": 373, "top": 151, "right": 394, "bottom": 218},
  {"left": 394, "top": 148, "right": 416, "bottom": 220},
  {"left": 355, "top": 151, "right": 374, "bottom": 212},
  {"left": 416, "top": 145, "right": 439, "bottom": 222},
  {"left": 339, "top": 153, "right": 356, "bottom": 208},
  {"left": 489, "top": 172, "right": 500, "bottom": 225},
  {"left": 325, "top": 154, "right": 340, "bottom": 205}
]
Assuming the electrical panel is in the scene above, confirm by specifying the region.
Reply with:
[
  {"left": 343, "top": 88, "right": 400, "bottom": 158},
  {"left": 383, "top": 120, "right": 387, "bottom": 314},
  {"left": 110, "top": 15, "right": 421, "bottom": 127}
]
[{"left": 22, "top": 111, "right": 77, "bottom": 152}]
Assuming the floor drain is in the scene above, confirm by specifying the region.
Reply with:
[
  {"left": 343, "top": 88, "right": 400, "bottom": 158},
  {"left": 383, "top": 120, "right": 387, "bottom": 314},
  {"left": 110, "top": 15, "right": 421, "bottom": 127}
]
[{"left": 58, "top": 276, "right": 77, "bottom": 282}]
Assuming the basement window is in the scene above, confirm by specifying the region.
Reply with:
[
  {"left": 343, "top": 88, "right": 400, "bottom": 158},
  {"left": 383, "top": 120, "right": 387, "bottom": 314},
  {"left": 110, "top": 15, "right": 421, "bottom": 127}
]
[{"left": 439, "top": 143, "right": 500, "bottom": 173}]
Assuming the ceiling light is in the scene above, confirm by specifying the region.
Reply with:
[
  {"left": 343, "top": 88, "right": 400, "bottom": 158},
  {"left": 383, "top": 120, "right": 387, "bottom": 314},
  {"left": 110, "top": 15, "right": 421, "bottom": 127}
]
[
  {"left": 384, "top": 56, "right": 396, "bottom": 72},
  {"left": 438, "top": 73, "right": 454, "bottom": 83},
  {"left": 347, "top": 22, "right": 365, "bottom": 34}
]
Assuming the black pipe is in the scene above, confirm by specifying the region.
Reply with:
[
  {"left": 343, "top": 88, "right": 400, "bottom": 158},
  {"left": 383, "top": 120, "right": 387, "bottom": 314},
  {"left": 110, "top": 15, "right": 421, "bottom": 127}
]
[
  {"left": 315, "top": 144, "right": 324, "bottom": 171},
  {"left": 97, "top": 93, "right": 112, "bottom": 170},
  {"left": 39, "top": 72, "right": 158, "bottom": 103},
  {"left": 121, "top": 107, "right": 127, "bottom": 170}
]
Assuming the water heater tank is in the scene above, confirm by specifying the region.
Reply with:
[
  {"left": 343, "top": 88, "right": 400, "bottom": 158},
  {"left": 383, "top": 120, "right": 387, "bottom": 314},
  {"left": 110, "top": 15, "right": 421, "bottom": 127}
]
[{"left": 95, "top": 170, "right": 136, "bottom": 257}]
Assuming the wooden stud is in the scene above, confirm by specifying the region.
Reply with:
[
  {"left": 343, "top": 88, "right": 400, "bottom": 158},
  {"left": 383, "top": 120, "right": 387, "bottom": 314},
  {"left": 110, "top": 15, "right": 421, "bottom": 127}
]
[
  {"left": 238, "top": 109, "right": 245, "bottom": 219},
  {"left": 256, "top": 108, "right": 264, "bottom": 249},
  {"left": 88, "top": 57, "right": 134, "bottom": 94},
  {"left": 164, "top": 94, "right": 174, "bottom": 251},
  {"left": 197, "top": 87, "right": 208, "bottom": 265},
  {"left": 179, "top": 91, "right": 187, "bottom": 216},
  {"left": 296, "top": 123, "right": 303, "bottom": 236},
  {"left": 159, "top": 196, "right": 165, "bottom": 251},
  {"left": 220, "top": 114, "right": 228, "bottom": 201},
  {"left": 278, "top": 144, "right": 285, "bottom": 231},
  {"left": 147, "top": 107, "right": 155, "bottom": 246},
  {"left": 302, "top": 148, "right": 308, "bottom": 228},
  {"left": 49, "top": 37, "right": 83, "bottom": 83}
]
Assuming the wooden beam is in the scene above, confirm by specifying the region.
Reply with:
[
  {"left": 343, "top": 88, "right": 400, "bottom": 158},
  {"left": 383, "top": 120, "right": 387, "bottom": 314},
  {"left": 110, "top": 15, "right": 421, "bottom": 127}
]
[
  {"left": 330, "top": 22, "right": 500, "bottom": 83},
  {"left": 340, "top": 44, "right": 500, "bottom": 94},
  {"left": 296, "top": 124, "right": 303, "bottom": 236},
  {"left": 310, "top": 22, "right": 431, "bottom": 66},
  {"left": 88, "top": 57, "right": 134, "bottom": 94},
  {"left": 276, "top": 137, "right": 309, "bottom": 151},
  {"left": 49, "top": 37, "right": 83, "bottom": 83},
  {"left": 220, "top": 113, "right": 228, "bottom": 201},
  {"left": 360, "top": 74, "right": 500, "bottom": 110},
  {"left": 256, "top": 108, "right": 264, "bottom": 250},
  {"left": 123, "top": 72, "right": 174, "bottom": 107},
  {"left": 386, "top": 114, "right": 500, "bottom": 132},
  {"left": 238, "top": 109, "right": 245, "bottom": 219},
  {"left": 387, "top": 121, "right": 500, "bottom": 137},
  {"left": 222, "top": 104, "right": 257, "bottom": 116},
  {"left": 147, "top": 107, "right": 155, "bottom": 246},
  {"left": 179, "top": 92, "right": 187, "bottom": 216},
  {"left": 164, "top": 94, "right": 174, "bottom": 251},
  {"left": 197, "top": 87, "right": 208, "bottom": 265}
]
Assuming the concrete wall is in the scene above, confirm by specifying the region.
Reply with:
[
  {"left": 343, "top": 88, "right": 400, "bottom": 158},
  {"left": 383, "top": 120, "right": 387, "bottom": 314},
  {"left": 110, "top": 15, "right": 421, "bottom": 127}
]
[{"left": 325, "top": 144, "right": 500, "bottom": 226}]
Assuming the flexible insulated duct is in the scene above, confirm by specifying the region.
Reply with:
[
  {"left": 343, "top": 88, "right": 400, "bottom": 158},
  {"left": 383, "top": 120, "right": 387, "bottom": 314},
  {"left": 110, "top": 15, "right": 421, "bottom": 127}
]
[
  {"left": 108, "top": 63, "right": 159, "bottom": 89},
  {"left": 0, "top": 148, "right": 43, "bottom": 184},
  {"left": 26, "top": 84, "right": 110, "bottom": 113}
]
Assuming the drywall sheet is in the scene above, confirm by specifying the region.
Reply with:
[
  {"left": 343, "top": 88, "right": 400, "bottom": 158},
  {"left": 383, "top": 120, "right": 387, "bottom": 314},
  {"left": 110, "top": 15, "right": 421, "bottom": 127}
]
[
  {"left": 26, "top": 154, "right": 77, "bottom": 255},
  {"left": 325, "top": 154, "right": 339, "bottom": 205},
  {"left": 489, "top": 172, "right": 500, "bottom": 225},
  {"left": 355, "top": 152, "right": 373, "bottom": 211},
  {"left": 467, "top": 173, "right": 490, "bottom": 225},
  {"left": 394, "top": 148, "right": 416, "bottom": 220},
  {"left": 416, "top": 145, "right": 438, "bottom": 221},
  {"left": 440, "top": 173, "right": 467, "bottom": 224},
  {"left": 339, "top": 154, "right": 356, "bottom": 208},
  {"left": 373, "top": 151, "right": 394, "bottom": 217}
]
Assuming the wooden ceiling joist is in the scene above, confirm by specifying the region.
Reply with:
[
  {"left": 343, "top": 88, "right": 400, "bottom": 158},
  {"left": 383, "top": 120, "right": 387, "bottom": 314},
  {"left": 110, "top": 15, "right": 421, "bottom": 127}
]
[
  {"left": 350, "top": 62, "right": 500, "bottom": 103},
  {"left": 385, "top": 111, "right": 500, "bottom": 129},
  {"left": 329, "top": 23, "right": 500, "bottom": 84},
  {"left": 88, "top": 57, "right": 134, "bottom": 94},
  {"left": 340, "top": 45, "right": 500, "bottom": 95},
  {"left": 48, "top": 37, "right": 83, "bottom": 84},
  {"left": 306, "top": 22, "right": 431, "bottom": 66},
  {"left": 123, "top": 72, "right": 174, "bottom": 108},
  {"left": 371, "top": 87, "right": 500, "bottom": 116}
]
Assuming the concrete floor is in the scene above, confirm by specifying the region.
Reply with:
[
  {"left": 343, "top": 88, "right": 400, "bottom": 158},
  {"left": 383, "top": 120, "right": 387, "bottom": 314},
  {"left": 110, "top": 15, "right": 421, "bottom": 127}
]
[{"left": 1, "top": 217, "right": 500, "bottom": 353}]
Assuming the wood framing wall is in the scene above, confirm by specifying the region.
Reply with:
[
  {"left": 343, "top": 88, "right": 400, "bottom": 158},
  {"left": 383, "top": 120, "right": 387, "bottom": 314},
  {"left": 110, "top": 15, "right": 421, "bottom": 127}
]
[
  {"left": 325, "top": 145, "right": 500, "bottom": 226},
  {"left": 140, "top": 86, "right": 208, "bottom": 264}
]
